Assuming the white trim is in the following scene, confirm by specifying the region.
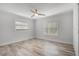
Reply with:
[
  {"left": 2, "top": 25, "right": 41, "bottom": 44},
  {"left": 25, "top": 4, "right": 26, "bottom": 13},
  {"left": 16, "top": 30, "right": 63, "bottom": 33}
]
[
  {"left": 73, "top": 3, "right": 78, "bottom": 56},
  {"left": 0, "top": 37, "right": 33, "bottom": 46},
  {"left": 37, "top": 37, "right": 73, "bottom": 45}
]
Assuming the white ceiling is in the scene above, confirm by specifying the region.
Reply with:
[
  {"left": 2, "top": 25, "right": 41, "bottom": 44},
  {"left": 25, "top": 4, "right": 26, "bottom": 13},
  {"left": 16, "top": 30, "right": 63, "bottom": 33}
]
[{"left": 0, "top": 3, "right": 74, "bottom": 19}]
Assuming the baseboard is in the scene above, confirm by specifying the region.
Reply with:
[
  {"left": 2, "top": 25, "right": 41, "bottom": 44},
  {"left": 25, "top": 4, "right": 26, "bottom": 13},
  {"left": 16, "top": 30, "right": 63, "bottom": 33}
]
[
  {"left": 0, "top": 37, "right": 73, "bottom": 46},
  {"left": 0, "top": 37, "right": 33, "bottom": 46},
  {"left": 37, "top": 37, "right": 73, "bottom": 45}
]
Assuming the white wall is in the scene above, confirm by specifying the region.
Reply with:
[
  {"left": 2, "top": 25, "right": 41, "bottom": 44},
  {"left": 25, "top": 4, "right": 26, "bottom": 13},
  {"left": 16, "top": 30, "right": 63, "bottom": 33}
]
[
  {"left": 36, "top": 11, "right": 73, "bottom": 44},
  {"left": 0, "top": 10, "right": 33, "bottom": 45}
]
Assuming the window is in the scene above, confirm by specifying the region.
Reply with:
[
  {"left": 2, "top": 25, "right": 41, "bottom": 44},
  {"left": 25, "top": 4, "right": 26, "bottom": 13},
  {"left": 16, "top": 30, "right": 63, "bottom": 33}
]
[
  {"left": 15, "top": 21, "right": 30, "bottom": 30},
  {"left": 46, "top": 22, "right": 58, "bottom": 35}
]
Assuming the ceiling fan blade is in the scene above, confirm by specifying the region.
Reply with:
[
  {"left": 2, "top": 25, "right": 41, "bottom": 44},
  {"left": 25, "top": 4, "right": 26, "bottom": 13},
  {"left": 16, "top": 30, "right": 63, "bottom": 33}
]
[
  {"left": 31, "top": 9, "right": 36, "bottom": 13},
  {"left": 31, "top": 9, "right": 38, "bottom": 13},
  {"left": 31, "top": 14, "right": 35, "bottom": 17},
  {"left": 38, "top": 13, "right": 45, "bottom": 16}
]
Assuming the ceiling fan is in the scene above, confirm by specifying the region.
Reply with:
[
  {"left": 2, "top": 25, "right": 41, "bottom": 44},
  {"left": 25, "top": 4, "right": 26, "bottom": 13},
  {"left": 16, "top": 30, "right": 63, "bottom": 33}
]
[{"left": 31, "top": 8, "right": 45, "bottom": 17}]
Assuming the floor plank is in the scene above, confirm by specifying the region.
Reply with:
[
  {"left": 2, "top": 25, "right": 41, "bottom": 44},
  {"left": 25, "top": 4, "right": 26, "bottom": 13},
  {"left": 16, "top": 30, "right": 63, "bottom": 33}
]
[{"left": 0, "top": 38, "right": 75, "bottom": 56}]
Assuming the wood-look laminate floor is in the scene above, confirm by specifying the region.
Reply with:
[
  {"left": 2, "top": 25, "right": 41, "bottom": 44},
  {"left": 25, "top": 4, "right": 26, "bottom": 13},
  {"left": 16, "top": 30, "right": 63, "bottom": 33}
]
[{"left": 0, "top": 38, "right": 75, "bottom": 56}]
